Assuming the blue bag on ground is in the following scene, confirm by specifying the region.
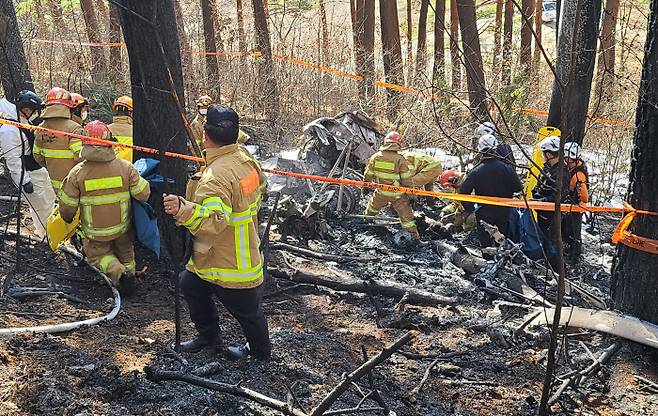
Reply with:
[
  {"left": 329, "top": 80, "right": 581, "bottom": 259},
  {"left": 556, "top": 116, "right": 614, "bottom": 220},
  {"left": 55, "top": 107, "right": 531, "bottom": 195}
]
[
  {"left": 508, "top": 208, "right": 555, "bottom": 260},
  {"left": 132, "top": 199, "right": 160, "bottom": 258}
]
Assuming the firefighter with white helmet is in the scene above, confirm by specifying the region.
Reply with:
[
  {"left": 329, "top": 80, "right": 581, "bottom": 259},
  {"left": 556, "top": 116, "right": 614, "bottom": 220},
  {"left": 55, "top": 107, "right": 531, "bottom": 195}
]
[{"left": 563, "top": 141, "right": 589, "bottom": 260}]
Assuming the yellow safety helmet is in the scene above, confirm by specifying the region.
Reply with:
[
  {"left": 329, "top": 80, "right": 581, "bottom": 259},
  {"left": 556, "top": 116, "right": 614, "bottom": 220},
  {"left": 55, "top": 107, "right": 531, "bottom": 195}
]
[
  {"left": 113, "top": 95, "right": 133, "bottom": 112},
  {"left": 196, "top": 95, "right": 213, "bottom": 108}
]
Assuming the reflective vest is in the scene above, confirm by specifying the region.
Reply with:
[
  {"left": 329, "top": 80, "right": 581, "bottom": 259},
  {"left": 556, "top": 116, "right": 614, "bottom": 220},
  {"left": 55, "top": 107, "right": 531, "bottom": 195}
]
[
  {"left": 58, "top": 145, "right": 151, "bottom": 241},
  {"left": 364, "top": 141, "right": 413, "bottom": 198},
  {"left": 109, "top": 116, "right": 134, "bottom": 162}
]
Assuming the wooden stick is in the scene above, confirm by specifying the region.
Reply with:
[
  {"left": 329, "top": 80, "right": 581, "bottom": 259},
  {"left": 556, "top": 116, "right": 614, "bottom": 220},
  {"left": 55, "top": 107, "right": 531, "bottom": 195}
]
[
  {"left": 407, "top": 357, "right": 441, "bottom": 399},
  {"left": 269, "top": 242, "right": 378, "bottom": 262},
  {"left": 269, "top": 268, "right": 457, "bottom": 306},
  {"left": 310, "top": 331, "right": 416, "bottom": 415}
]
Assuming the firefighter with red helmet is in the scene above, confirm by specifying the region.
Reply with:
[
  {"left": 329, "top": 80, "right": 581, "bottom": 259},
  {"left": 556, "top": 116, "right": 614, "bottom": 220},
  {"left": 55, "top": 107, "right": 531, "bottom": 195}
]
[
  {"left": 33, "top": 87, "right": 84, "bottom": 192},
  {"left": 438, "top": 170, "right": 475, "bottom": 232},
  {"left": 58, "top": 121, "right": 151, "bottom": 296}
]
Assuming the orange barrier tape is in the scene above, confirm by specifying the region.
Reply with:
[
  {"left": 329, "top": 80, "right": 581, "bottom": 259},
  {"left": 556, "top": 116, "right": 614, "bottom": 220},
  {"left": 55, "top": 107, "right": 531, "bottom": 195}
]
[
  {"left": 2, "top": 118, "right": 655, "bottom": 251},
  {"left": 30, "top": 38, "right": 629, "bottom": 127}
]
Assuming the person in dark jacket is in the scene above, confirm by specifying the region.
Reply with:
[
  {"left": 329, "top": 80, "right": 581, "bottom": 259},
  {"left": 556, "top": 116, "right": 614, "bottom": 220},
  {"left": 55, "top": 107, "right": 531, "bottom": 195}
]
[
  {"left": 460, "top": 134, "right": 523, "bottom": 247},
  {"left": 532, "top": 136, "right": 570, "bottom": 241}
]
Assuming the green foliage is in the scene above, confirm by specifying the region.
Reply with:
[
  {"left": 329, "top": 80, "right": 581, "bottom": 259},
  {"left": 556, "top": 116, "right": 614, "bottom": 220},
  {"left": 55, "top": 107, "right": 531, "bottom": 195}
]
[
  {"left": 494, "top": 71, "right": 532, "bottom": 135},
  {"left": 85, "top": 82, "right": 121, "bottom": 124},
  {"left": 269, "top": 0, "right": 317, "bottom": 13},
  {"left": 475, "top": 3, "right": 497, "bottom": 20}
]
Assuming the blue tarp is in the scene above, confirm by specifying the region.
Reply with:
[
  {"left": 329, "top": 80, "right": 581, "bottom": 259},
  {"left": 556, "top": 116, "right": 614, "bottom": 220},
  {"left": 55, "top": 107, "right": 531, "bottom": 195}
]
[{"left": 508, "top": 208, "right": 556, "bottom": 260}]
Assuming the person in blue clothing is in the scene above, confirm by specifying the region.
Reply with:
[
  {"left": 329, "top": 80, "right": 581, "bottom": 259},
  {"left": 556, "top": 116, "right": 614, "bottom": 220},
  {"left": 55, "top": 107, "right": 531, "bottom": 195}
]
[{"left": 459, "top": 134, "right": 523, "bottom": 247}]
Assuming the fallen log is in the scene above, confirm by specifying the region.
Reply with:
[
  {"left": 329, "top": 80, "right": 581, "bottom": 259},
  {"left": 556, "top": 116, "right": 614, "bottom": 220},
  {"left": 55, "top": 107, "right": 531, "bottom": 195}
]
[
  {"left": 529, "top": 307, "right": 658, "bottom": 349},
  {"left": 270, "top": 242, "right": 378, "bottom": 262},
  {"left": 268, "top": 268, "right": 457, "bottom": 306}
]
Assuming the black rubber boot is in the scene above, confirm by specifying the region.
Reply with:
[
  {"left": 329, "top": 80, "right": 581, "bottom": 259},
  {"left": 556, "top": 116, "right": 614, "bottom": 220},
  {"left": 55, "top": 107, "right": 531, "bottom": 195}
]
[
  {"left": 178, "top": 335, "right": 223, "bottom": 354},
  {"left": 118, "top": 272, "right": 136, "bottom": 297}
]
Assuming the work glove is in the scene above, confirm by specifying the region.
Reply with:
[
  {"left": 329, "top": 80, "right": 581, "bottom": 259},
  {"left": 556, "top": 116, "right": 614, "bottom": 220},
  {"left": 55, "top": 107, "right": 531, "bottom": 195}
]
[{"left": 22, "top": 181, "right": 34, "bottom": 194}]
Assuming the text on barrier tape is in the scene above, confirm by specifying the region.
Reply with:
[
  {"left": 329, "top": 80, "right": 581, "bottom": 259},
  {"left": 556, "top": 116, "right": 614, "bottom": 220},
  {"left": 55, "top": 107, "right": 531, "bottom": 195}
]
[{"left": 0, "top": 118, "right": 654, "bottom": 253}]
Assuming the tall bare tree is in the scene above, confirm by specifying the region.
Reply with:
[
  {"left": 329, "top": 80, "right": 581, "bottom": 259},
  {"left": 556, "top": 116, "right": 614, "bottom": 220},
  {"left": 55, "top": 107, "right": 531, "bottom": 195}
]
[
  {"left": 80, "top": 0, "right": 108, "bottom": 77},
  {"left": 210, "top": 0, "right": 226, "bottom": 66},
  {"left": 433, "top": 0, "right": 446, "bottom": 86},
  {"left": 201, "top": 0, "right": 221, "bottom": 98},
  {"left": 546, "top": 0, "right": 602, "bottom": 144},
  {"left": 415, "top": 0, "right": 430, "bottom": 83},
  {"left": 520, "top": 0, "right": 534, "bottom": 73},
  {"left": 611, "top": 0, "right": 658, "bottom": 324},
  {"left": 532, "top": 0, "right": 543, "bottom": 73},
  {"left": 319, "top": 0, "right": 330, "bottom": 64},
  {"left": 456, "top": 0, "right": 487, "bottom": 117},
  {"left": 492, "top": 0, "right": 504, "bottom": 72},
  {"left": 380, "top": 0, "right": 404, "bottom": 119},
  {"left": 0, "top": 0, "right": 33, "bottom": 98},
  {"left": 595, "top": 0, "right": 620, "bottom": 95},
  {"left": 252, "top": 0, "right": 279, "bottom": 124},
  {"left": 501, "top": 0, "right": 514, "bottom": 85},
  {"left": 173, "top": 0, "right": 194, "bottom": 100},
  {"left": 46, "top": 0, "right": 66, "bottom": 34},
  {"left": 236, "top": 0, "right": 247, "bottom": 53},
  {"left": 353, "top": 0, "right": 375, "bottom": 110},
  {"left": 108, "top": 3, "right": 123, "bottom": 86},
  {"left": 406, "top": 0, "right": 413, "bottom": 85},
  {"left": 94, "top": 0, "right": 109, "bottom": 34},
  {"left": 450, "top": 0, "right": 461, "bottom": 91}
]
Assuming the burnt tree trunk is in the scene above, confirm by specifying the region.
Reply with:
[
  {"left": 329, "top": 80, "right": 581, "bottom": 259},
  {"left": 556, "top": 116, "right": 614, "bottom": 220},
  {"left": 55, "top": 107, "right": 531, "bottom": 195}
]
[
  {"left": 108, "top": 3, "right": 123, "bottom": 86},
  {"left": 380, "top": 0, "right": 404, "bottom": 119},
  {"left": 406, "top": 0, "right": 413, "bottom": 85},
  {"left": 501, "top": 0, "right": 513, "bottom": 85},
  {"left": 116, "top": 0, "right": 188, "bottom": 263},
  {"left": 201, "top": 0, "right": 221, "bottom": 98},
  {"left": 236, "top": 0, "right": 247, "bottom": 53},
  {"left": 492, "top": 0, "right": 503, "bottom": 72},
  {"left": 354, "top": 0, "right": 375, "bottom": 112},
  {"left": 449, "top": 0, "right": 461, "bottom": 91},
  {"left": 319, "top": 0, "right": 330, "bottom": 64},
  {"left": 415, "top": 0, "right": 429, "bottom": 83},
  {"left": 456, "top": 0, "right": 487, "bottom": 118},
  {"left": 433, "top": 0, "right": 446, "bottom": 86},
  {"left": 80, "top": 0, "right": 108, "bottom": 77},
  {"left": 520, "top": 0, "right": 534, "bottom": 73},
  {"left": 532, "top": 0, "right": 542, "bottom": 73},
  {"left": 252, "top": 0, "right": 279, "bottom": 124},
  {"left": 611, "top": 0, "right": 658, "bottom": 324},
  {"left": 0, "top": 0, "right": 34, "bottom": 97},
  {"left": 595, "top": 0, "right": 620, "bottom": 99},
  {"left": 546, "top": 0, "right": 602, "bottom": 143}
]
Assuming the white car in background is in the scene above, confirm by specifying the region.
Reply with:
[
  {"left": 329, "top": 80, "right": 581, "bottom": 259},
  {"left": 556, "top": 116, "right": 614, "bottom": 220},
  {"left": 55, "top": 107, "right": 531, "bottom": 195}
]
[{"left": 542, "top": 1, "right": 557, "bottom": 22}]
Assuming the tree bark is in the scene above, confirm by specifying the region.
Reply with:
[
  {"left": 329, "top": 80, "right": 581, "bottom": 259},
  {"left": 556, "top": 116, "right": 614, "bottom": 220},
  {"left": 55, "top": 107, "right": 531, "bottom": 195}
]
[
  {"left": 201, "top": 0, "right": 221, "bottom": 99},
  {"left": 532, "top": 0, "right": 542, "bottom": 73},
  {"left": 210, "top": 0, "right": 226, "bottom": 65},
  {"left": 380, "top": 0, "right": 404, "bottom": 119},
  {"left": 449, "top": 0, "right": 461, "bottom": 91},
  {"left": 520, "top": 0, "right": 534, "bottom": 73},
  {"left": 501, "top": 0, "right": 513, "bottom": 85},
  {"left": 80, "top": 0, "right": 108, "bottom": 77},
  {"left": 406, "top": 0, "right": 413, "bottom": 86},
  {"left": 94, "top": 0, "right": 109, "bottom": 34},
  {"left": 546, "top": 0, "right": 602, "bottom": 143},
  {"left": 456, "top": 0, "right": 487, "bottom": 118},
  {"left": 354, "top": 0, "right": 375, "bottom": 112},
  {"left": 0, "top": 0, "right": 34, "bottom": 97},
  {"left": 433, "top": 0, "right": 446, "bottom": 87},
  {"left": 45, "top": 0, "right": 66, "bottom": 34},
  {"left": 492, "top": 0, "right": 504, "bottom": 72},
  {"left": 611, "top": 0, "right": 658, "bottom": 324},
  {"left": 252, "top": 0, "right": 279, "bottom": 124},
  {"left": 595, "top": 0, "right": 620, "bottom": 95},
  {"left": 116, "top": 0, "right": 188, "bottom": 264},
  {"left": 236, "top": 0, "right": 247, "bottom": 53},
  {"left": 173, "top": 0, "right": 193, "bottom": 102},
  {"left": 415, "top": 0, "right": 430, "bottom": 83},
  {"left": 319, "top": 0, "right": 330, "bottom": 64},
  {"left": 108, "top": 3, "right": 123, "bottom": 86}
]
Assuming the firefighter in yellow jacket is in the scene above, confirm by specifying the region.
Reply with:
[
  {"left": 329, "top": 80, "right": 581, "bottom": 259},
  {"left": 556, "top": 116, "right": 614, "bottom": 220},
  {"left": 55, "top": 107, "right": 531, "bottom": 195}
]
[
  {"left": 58, "top": 121, "right": 151, "bottom": 296},
  {"left": 402, "top": 150, "right": 443, "bottom": 191},
  {"left": 190, "top": 95, "right": 251, "bottom": 157},
  {"left": 163, "top": 104, "right": 270, "bottom": 360},
  {"left": 364, "top": 131, "right": 419, "bottom": 239},
  {"left": 33, "top": 87, "right": 84, "bottom": 192},
  {"left": 108, "top": 96, "right": 134, "bottom": 162}
]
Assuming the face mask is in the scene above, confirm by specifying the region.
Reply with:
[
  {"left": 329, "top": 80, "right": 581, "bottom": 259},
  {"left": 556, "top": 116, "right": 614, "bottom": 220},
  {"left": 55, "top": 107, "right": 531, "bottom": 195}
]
[
  {"left": 81, "top": 111, "right": 88, "bottom": 121},
  {"left": 199, "top": 108, "right": 207, "bottom": 116}
]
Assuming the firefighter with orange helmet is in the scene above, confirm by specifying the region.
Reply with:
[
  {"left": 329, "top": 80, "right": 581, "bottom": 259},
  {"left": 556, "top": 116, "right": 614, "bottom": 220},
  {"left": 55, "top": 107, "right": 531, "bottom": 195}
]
[
  {"left": 33, "top": 87, "right": 84, "bottom": 192},
  {"left": 363, "top": 131, "right": 419, "bottom": 240},
  {"left": 438, "top": 170, "right": 475, "bottom": 232},
  {"left": 58, "top": 121, "right": 151, "bottom": 296},
  {"left": 108, "top": 95, "right": 134, "bottom": 161},
  {"left": 70, "top": 93, "right": 90, "bottom": 126}
]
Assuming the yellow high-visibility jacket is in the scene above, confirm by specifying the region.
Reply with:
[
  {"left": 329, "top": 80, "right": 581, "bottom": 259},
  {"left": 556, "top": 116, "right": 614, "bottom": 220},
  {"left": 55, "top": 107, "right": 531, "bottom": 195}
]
[
  {"left": 174, "top": 144, "right": 266, "bottom": 289},
  {"left": 364, "top": 141, "right": 414, "bottom": 198},
  {"left": 58, "top": 145, "right": 151, "bottom": 242},
  {"left": 108, "top": 115, "right": 133, "bottom": 162}
]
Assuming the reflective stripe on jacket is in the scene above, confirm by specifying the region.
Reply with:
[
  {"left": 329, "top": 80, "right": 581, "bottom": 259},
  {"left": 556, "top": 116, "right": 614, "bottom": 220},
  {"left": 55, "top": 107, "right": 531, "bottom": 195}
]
[
  {"left": 109, "top": 116, "right": 133, "bottom": 162},
  {"left": 58, "top": 145, "right": 151, "bottom": 241},
  {"left": 364, "top": 141, "right": 413, "bottom": 198},
  {"left": 34, "top": 105, "right": 83, "bottom": 191},
  {"left": 174, "top": 144, "right": 266, "bottom": 289},
  {"left": 403, "top": 150, "right": 443, "bottom": 187}
]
